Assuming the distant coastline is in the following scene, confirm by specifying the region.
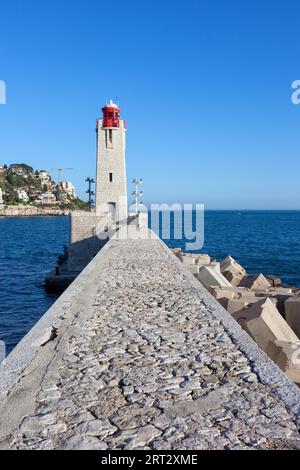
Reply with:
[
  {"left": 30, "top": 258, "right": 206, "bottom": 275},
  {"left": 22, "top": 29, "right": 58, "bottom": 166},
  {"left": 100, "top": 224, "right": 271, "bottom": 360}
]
[{"left": 0, "top": 205, "right": 71, "bottom": 217}]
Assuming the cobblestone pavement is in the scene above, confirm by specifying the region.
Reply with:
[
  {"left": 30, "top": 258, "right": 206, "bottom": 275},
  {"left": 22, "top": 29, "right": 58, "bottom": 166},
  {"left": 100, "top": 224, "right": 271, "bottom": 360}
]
[{"left": 2, "top": 236, "right": 300, "bottom": 449}]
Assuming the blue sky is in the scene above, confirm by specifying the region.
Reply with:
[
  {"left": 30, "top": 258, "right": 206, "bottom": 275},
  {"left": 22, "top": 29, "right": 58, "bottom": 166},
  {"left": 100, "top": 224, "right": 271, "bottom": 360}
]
[{"left": 1, "top": 0, "right": 300, "bottom": 209}]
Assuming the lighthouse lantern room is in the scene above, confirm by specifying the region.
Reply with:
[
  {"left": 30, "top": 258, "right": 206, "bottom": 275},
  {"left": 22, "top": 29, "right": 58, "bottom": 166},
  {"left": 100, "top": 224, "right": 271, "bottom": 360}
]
[{"left": 102, "top": 100, "right": 120, "bottom": 128}]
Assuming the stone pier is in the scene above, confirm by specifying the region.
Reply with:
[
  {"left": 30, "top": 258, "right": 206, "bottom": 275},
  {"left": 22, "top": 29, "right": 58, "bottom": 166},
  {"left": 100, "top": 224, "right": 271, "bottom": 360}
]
[{"left": 0, "top": 228, "right": 300, "bottom": 450}]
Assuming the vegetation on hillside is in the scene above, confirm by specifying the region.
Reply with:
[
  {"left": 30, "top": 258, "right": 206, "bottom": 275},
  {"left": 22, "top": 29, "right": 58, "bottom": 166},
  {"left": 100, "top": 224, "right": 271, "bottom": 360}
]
[{"left": 0, "top": 163, "right": 89, "bottom": 210}]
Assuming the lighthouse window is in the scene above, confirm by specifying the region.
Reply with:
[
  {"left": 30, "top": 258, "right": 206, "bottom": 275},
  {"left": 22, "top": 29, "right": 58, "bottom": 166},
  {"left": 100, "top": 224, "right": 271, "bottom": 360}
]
[
  {"left": 108, "top": 112, "right": 114, "bottom": 118},
  {"left": 109, "top": 173, "right": 113, "bottom": 182},
  {"left": 109, "top": 129, "right": 113, "bottom": 144}
]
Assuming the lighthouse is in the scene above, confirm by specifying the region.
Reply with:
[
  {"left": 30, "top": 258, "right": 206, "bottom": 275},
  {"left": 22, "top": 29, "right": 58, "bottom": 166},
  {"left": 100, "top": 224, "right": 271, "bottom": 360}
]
[
  {"left": 66, "top": 100, "right": 128, "bottom": 274},
  {"left": 95, "top": 100, "right": 128, "bottom": 222}
]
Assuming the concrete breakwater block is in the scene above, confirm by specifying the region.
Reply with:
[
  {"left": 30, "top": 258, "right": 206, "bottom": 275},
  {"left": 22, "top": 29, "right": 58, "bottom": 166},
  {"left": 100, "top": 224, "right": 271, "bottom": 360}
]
[
  {"left": 212, "top": 286, "right": 257, "bottom": 301},
  {"left": 285, "top": 296, "right": 300, "bottom": 339},
  {"left": 232, "top": 298, "right": 300, "bottom": 383},
  {"left": 220, "top": 255, "right": 247, "bottom": 287},
  {"left": 219, "top": 297, "right": 252, "bottom": 315},
  {"left": 232, "top": 298, "right": 299, "bottom": 354},
  {"left": 256, "top": 288, "right": 293, "bottom": 316},
  {"left": 223, "top": 269, "right": 245, "bottom": 287},
  {"left": 181, "top": 253, "right": 211, "bottom": 267},
  {"left": 265, "top": 275, "right": 282, "bottom": 287},
  {"left": 238, "top": 273, "right": 272, "bottom": 291},
  {"left": 220, "top": 255, "right": 246, "bottom": 276},
  {"left": 211, "top": 286, "right": 258, "bottom": 314},
  {"left": 266, "top": 340, "right": 300, "bottom": 386},
  {"left": 195, "top": 265, "right": 232, "bottom": 291}
]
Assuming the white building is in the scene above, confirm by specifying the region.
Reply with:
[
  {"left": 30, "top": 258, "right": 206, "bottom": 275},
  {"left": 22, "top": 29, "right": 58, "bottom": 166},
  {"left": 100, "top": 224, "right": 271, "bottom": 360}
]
[
  {"left": 38, "top": 170, "right": 50, "bottom": 182},
  {"left": 0, "top": 187, "right": 3, "bottom": 206},
  {"left": 16, "top": 189, "right": 29, "bottom": 202},
  {"left": 59, "top": 181, "right": 76, "bottom": 198},
  {"left": 95, "top": 100, "right": 128, "bottom": 222},
  {"left": 35, "top": 192, "right": 57, "bottom": 204}
]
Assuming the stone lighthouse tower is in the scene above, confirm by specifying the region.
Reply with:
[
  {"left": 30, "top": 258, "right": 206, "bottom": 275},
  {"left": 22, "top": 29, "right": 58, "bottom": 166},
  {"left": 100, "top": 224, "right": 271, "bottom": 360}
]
[
  {"left": 67, "top": 101, "right": 128, "bottom": 274},
  {"left": 95, "top": 100, "right": 128, "bottom": 222}
]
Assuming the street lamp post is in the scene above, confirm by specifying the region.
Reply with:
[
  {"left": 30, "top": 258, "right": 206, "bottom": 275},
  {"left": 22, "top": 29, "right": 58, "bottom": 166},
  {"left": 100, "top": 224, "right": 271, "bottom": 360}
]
[
  {"left": 85, "top": 177, "right": 95, "bottom": 212},
  {"left": 132, "top": 178, "right": 143, "bottom": 214}
]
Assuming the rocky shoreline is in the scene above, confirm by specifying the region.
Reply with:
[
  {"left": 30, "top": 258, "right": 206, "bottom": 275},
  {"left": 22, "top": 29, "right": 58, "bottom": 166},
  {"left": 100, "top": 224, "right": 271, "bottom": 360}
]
[
  {"left": 0, "top": 205, "right": 70, "bottom": 217},
  {"left": 172, "top": 248, "right": 300, "bottom": 386}
]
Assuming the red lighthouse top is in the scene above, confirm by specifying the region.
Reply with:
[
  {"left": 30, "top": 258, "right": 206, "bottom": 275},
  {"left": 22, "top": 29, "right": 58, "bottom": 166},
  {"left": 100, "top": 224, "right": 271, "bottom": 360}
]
[{"left": 102, "top": 100, "right": 120, "bottom": 128}]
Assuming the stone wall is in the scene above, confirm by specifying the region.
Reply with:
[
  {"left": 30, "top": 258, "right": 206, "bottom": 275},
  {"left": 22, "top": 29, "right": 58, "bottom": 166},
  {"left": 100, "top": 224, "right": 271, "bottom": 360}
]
[
  {"left": 0, "top": 228, "right": 300, "bottom": 450},
  {"left": 68, "top": 211, "right": 111, "bottom": 272}
]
